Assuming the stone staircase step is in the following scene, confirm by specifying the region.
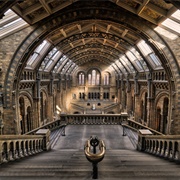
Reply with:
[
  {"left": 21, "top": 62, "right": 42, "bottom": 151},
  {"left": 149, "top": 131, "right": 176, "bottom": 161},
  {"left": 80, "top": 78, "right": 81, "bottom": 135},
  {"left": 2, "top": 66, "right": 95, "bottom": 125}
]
[{"left": 0, "top": 125, "right": 179, "bottom": 180}]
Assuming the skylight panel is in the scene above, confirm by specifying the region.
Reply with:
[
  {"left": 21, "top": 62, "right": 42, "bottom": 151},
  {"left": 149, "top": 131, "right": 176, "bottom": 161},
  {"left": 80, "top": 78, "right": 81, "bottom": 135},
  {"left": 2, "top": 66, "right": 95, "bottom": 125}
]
[
  {"left": 137, "top": 40, "right": 152, "bottom": 56},
  {"left": 44, "top": 51, "right": 62, "bottom": 71},
  {"left": 3, "top": 18, "right": 21, "bottom": 28},
  {"left": 126, "top": 51, "right": 136, "bottom": 61},
  {"left": 149, "top": 53, "right": 161, "bottom": 66},
  {"left": 59, "top": 55, "right": 67, "bottom": 62},
  {"left": 115, "top": 60, "right": 127, "bottom": 74},
  {"left": 0, "top": 9, "right": 28, "bottom": 39},
  {"left": 120, "top": 56, "right": 135, "bottom": 73},
  {"left": 162, "top": 18, "right": 180, "bottom": 34},
  {"left": 111, "top": 64, "right": 120, "bottom": 74},
  {"left": 134, "top": 60, "right": 143, "bottom": 70},
  {"left": 35, "top": 40, "right": 49, "bottom": 53},
  {"left": 137, "top": 40, "right": 162, "bottom": 69},
  {"left": 125, "top": 49, "right": 144, "bottom": 72},
  {"left": 130, "top": 47, "right": 142, "bottom": 60},
  {"left": 171, "top": 10, "right": 180, "bottom": 21},
  {"left": 27, "top": 53, "right": 39, "bottom": 66},
  {"left": 62, "top": 60, "right": 72, "bottom": 73},
  {"left": 67, "top": 63, "right": 75, "bottom": 74},
  {"left": 55, "top": 58, "right": 69, "bottom": 73},
  {"left": 26, "top": 40, "right": 51, "bottom": 68}
]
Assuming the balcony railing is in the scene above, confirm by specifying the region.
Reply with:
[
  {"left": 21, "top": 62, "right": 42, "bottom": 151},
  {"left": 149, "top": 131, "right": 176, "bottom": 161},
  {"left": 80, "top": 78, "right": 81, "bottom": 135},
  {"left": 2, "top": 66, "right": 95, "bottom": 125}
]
[
  {"left": 137, "top": 134, "right": 180, "bottom": 162},
  {"left": 0, "top": 132, "right": 50, "bottom": 164},
  {"left": 124, "top": 119, "right": 163, "bottom": 135},
  {"left": 60, "top": 113, "right": 129, "bottom": 125}
]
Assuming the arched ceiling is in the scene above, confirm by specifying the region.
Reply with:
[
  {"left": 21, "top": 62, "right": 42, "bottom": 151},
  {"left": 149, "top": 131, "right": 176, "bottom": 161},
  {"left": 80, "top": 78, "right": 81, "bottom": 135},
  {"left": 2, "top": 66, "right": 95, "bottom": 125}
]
[
  {"left": 9, "top": 0, "right": 177, "bottom": 25},
  {"left": 0, "top": 0, "right": 179, "bottom": 76}
]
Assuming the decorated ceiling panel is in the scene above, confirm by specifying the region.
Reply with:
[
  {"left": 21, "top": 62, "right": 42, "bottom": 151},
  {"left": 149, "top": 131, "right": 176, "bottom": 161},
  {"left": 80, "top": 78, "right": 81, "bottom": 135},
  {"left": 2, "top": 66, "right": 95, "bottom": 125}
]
[{"left": 0, "top": 0, "right": 179, "bottom": 76}]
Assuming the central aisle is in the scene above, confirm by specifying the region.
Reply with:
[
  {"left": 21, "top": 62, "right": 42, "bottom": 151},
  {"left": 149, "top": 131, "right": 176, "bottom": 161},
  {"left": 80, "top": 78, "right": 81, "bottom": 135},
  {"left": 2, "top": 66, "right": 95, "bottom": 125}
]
[
  {"left": 1, "top": 125, "right": 180, "bottom": 180},
  {"left": 54, "top": 125, "right": 135, "bottom": 150}
]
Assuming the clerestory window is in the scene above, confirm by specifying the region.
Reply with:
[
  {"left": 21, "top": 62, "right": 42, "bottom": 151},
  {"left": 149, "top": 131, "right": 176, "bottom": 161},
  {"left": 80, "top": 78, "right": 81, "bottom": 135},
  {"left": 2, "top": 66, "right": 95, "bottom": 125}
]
[
  {"left": 88, "top": 69, "right": 100, "bottom": 85},
  {"left": 78, "top": 72, "right": 85, "bottom": 85}
]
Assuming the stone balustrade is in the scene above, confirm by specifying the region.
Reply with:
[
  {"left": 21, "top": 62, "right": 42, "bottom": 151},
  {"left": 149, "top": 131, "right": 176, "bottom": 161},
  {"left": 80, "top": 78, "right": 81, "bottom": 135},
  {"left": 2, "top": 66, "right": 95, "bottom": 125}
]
[
  {"left": 0, "top": 130, "right": 50, "bottom": 164},
  {"left": 60, "top": 113, "right": 128, "bottom": 125},
  {"left": 26, "top": 119, "right": 63, "bottom": 135},
  {"left": 126, "top": 119, "right": 163, "bottom": 135},
  {"left": 137, "top": 133, "right": 180, "bottom": 162}
]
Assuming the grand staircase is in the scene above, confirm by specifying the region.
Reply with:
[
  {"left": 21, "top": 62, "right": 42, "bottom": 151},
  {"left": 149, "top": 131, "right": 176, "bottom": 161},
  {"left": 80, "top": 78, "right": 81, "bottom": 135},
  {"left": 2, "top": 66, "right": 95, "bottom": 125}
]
[{"left": 0, "top": 125, "right": 180, "bottom": 180}]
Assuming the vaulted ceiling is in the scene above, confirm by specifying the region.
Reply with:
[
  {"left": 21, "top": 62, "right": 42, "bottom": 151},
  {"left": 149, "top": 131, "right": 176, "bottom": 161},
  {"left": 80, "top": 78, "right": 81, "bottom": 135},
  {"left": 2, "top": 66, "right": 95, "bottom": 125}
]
[
  {"left": 0, "top": 0, "right": 179, "bottom": 75},
  {"left": 9, "top": 0, "right": 177, "bottom": 25}
]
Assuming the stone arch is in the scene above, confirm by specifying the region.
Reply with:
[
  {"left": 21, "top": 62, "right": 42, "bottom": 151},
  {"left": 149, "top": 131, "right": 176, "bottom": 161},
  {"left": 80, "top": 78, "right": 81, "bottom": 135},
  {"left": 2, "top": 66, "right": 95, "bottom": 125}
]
[
  {"left": 103, "top": 71, "right": 111, "bottom": 86},
  {"left": 107, "top": 111, "right": 115, "bottom": 114},
  {"left": 4, "top": 6, "right": 177, "bottom": 107},
  {"left": 138, "top": 88, "right": 148, "bottom": 124},
  {"left": 2, "top": 3, "right": 179, "bottom": 134},
  {"left": 155, "top": 92, "right": 169, "bottom": 134},
  {"left": 73, "top": 111, "right": 81, "bottom": 114},
  {"left": 77, "top": 71, "right": 86, "bottom": 86},
  {"left": 40, "top": 88, "right": 49, "bottom": 126},
  {"left": 87, "top": 68, "right": 101, "bottom": 86},
  {"left": 18, "top": 91, "right": 33, "bottom": 134}
]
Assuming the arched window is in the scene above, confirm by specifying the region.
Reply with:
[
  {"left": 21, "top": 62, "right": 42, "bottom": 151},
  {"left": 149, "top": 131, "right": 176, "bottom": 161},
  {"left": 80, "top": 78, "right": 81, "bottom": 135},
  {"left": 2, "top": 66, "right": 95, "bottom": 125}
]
[
  {"left": 19, "top": 95, "right": 32, "bottom": 134},
  {"left": 78, "top": 72, "right": 85, "bottom": 85},
  {"left": 88, "top": 74, "right": 92, "bottom": 85},
  {"left": 88, "top": 69, "right": 100, "bottom": 85},
  {"left": 104, "top": 73, "right": 110, "bottom": 85}
]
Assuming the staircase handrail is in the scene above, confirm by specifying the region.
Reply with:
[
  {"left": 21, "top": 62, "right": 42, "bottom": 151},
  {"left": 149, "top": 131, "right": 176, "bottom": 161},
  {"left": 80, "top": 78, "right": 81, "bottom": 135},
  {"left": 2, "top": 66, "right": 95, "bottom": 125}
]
[
  {"left": 25, "top": 118, "right": 64, "bottom": 135},
  {"left": 0, "top": 132, "right": 50, "bottom": 164},
  {"left": 71, "top": 102, "right": 85, "bottom": 110},
  {"left": 104, "top": 102, "right": 120, "bottom": 111},
  {"left": 126, "top": 119, "right": 163, "bottom": 135},
  {"left": 137, "top": 133, "right": 180, "bottom": 162}
]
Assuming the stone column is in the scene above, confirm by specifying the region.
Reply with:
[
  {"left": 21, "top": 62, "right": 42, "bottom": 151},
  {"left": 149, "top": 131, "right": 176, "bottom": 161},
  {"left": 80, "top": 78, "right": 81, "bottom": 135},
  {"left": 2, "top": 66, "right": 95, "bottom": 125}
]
[
  {"left": 134, "top": 94, "right": 141, "bottom": 122},
  {"left": 33, "top": 72, "right": 41, "bottom": 128},
  {"left": 120, "top": 76, "right": 125, "bottom": 111},
  {"left": 48, "top": 73, "right": 54, "bottom": 122},
  {"left": 146, "top": 72, "right": 155, "bottom": 127},
  {"left": 133, "top": 73, "right": 140, "bottom": 122},
  {"left": 100, "top": 87, "right": 103, "bottom": 100},
  {"left": 126, "top": 77, "right": 132, "bottom": 114}
]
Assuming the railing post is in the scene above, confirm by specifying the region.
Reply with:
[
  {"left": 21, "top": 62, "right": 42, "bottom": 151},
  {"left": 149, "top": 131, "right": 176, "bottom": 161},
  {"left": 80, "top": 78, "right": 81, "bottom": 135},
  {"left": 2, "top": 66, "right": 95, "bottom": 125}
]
[
  {"left": 36, "top": 129, "right": 51, "bottom": 151},
  {"left": 137, "top": 129, "right": 153, "bottom": 151},
  {"left": 176, "top": 141, "right": 180, "bottom": 161},
  {"left": 0, "top": 143, "right": 3, "bottom": 164},
  {"left": 121, "top": 120, "right": 127, "bottom": 136},
  {"left": 61, "top": 125, "right": 66, "bottom": 136}
]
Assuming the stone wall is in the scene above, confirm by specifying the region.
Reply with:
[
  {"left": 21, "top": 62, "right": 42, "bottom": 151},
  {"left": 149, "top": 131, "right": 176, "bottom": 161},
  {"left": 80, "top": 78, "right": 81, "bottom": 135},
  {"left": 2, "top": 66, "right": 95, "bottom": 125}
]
[{"left": 0, "top": 26, "right": 34, "bottom": 134}]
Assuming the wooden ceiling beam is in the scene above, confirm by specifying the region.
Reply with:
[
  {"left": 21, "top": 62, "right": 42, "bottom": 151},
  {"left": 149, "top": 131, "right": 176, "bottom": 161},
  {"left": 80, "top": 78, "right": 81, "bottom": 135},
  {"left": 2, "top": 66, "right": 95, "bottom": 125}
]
[
  {"left": 147, "top": 2, "right": 167, "bottom": 17},
  {"left": 70, "top": 43, "right": 74, "bottom": 48},
  {"left": 121, "top": 29, "right": 128, "bottom": 38},
  {"left": 60, "top": 29, "right": 67, "bottom": 37},
  {"left": 137, "top": 0, "right": 149, "bottom": 15},
  {"left": 77, "top": 24, "right": 82, "bottom": 33},
  {"left": 106, "top": 24, "right": 111, "bottom": 33},
  {"left": 39, "top": 0, "right": 52, "bottom": 14},
  {"left": 22, "top": 2, "right": 42, "bottom": 16}
]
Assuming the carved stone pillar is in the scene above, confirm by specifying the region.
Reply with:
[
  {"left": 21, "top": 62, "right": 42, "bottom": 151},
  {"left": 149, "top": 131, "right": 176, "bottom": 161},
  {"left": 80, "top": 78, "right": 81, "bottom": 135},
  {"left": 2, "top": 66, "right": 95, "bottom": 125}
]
[
  {"left": 133, "top": 73, "right": 140, "bottom": 122},
  {"left": 48, "top": 73, "right": 54, "bottom": 122},
  {"left": 134, "top": 94, "right": 140, "bottom": 122},
  {"left": 146, "top": 72, "right": 155, "bottom": 127},
  {"left": 33, "top": 72, "right": 41, "bottom": 128},
  {"left": 126, "top": 80, "right": 132, "bottom": 114}
]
